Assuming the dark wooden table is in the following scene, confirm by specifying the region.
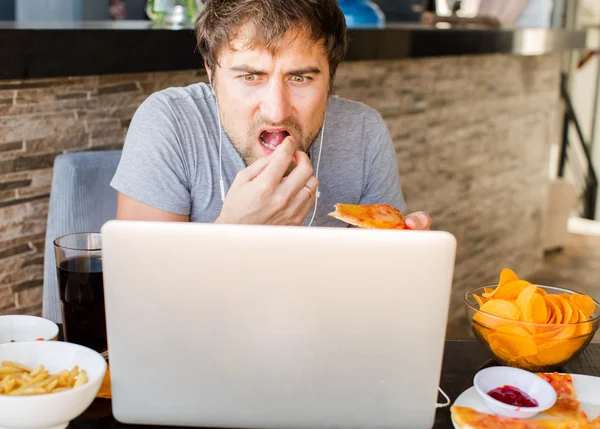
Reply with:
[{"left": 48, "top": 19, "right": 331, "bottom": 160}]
[{"left": 65, "top": 340, "right": 600, "bottom": 429}]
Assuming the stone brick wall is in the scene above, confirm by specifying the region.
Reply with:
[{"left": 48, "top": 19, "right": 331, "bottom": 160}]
[
  {"left": 0, "top": 53, "right": 561, "bottom": 338},
  {"left": 0, "top": 70, "right": 209, "bottom": 315},
  {"left": 334, "top": 54, "right": 561, "bottom": 334}
]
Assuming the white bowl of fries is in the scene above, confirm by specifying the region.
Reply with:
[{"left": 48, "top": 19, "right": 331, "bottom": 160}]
[{"left": 0, "top": 341, "right": 107, "bottom": 429}]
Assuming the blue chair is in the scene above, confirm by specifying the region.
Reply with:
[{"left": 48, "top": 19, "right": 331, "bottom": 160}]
[{"left": 42, "top": 151, "right": 122, "bottom": 323}]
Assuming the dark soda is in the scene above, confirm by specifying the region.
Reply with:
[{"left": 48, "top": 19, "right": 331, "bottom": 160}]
[{"left": 57, "top": 256, "right": 107, "bottom": 353}]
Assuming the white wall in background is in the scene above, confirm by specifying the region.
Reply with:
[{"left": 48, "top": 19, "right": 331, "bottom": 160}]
[{"left": 569, "top": 0, "right": 600, "bottom": 218}]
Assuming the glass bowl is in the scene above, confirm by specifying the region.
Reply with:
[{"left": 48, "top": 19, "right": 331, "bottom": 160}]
[{"left": 464, "top": 285, "right": 600, "bottom": 372}]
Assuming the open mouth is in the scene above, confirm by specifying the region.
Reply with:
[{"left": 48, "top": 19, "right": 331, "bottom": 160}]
[{"left": 259, "top": 130, "right": 290, "bottom": 151}]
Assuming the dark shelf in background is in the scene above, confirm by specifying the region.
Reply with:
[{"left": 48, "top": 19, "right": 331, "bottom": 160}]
[{"left": 0, "top": 21, "right": 588, "bottom": 80}]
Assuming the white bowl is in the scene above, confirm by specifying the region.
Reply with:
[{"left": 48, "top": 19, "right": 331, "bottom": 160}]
[
  {"left": 474, "top": 367, "right": 556, "bottom": 419},
  {"left": 0, "top": 316, "right": 59, "bottom": 344},
  {"left": 0, "top": 341, "right": 107, "bottom": 429}
]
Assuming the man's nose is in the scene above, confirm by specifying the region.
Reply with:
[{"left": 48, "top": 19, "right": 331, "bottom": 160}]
[{"left": 260, "top": 80, "right": 293, "bottom": 124}]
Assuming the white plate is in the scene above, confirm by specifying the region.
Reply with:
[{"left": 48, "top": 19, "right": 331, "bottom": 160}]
[{"left": 452, "top": 374, "right": 600, "bottom": 429}]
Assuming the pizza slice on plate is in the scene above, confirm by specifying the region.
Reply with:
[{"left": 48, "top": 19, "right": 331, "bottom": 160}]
[
  {"left": 451, "top": 372, "right": 598, "bottom": 429},
  {"left": 451, "top": 405, "right": 598, "bottom": 429},
  {"left": 327, "top": 204, "right": 409, "bottom": 229},
  {"left": 536, "top": 373, "right": 587, "bottom": 421}
]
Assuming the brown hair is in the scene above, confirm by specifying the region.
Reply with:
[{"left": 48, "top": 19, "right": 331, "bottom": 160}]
[{"left": 195, "top": 0, "right": 348, "bottom": 82}]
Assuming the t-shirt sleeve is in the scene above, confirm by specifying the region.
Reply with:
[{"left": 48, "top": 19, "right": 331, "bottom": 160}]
[
  {"left": 358, "top": 111, "right": 406, "bottom": 212},
  {"left": 110, "top": 92, "right": 191, "bottom": 215}
]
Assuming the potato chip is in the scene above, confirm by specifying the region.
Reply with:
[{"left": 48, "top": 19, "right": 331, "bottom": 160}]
[
  {"left": 516, "top": 285, "right": 547, "bottom": 323},
  {"left": 480, "top": 300, "right": 521, "bottom": 320},
  {"left": 552, "top": 324, "right": 578, "bottom": 340},
  {"left": 489, "top": 325, "right": 537, "bottom": 357},
  {"left": 571, "top": 302, "right": 582, "bottom": 323},
  {"left": 545, "top": 295, "right": 564, "bottom": 324},
  {"left": 570, "top": 294, "right": 596, "bottom": 318},
  {"left": 507, "top": 356, "right": 527, "bottom": 367},
  {"left": 545, "top": 301, "right": 555, "bottom": 324},
  {"left": 493, "top": 280, "right": 531, "bottom": 300},
  {"left": 488, "top": 335, "right": 537, "bottom": 364},
  {"left": 473, "top": 294, "right": 486, "bottom": 308},
  {"left": 482, "top": 268, "right": 519, "bottom": 298},
  {"left": 547, "top": 299, "right": 562, "bottom": 324},
  {"left": 499, "top": 268, "right": 518, "bottom": 287},
  {"left": 536, "top": 338, "right": 586, "bottom": 366},
  {"left": 558, "top": 296, "right": 575, "bottom": 323},
  {"left": 507, "top": 336, "right": 538, "bottom": 357},
  {"left": 488, "top": 339, "right": 515, "bottom": 362},
  {"left": 531, "top": 325, "right": 562, "bottom": 339},
  {"left": 530, "top": 295, "right": 548, "bottom": 324},
  {"left": 515, "top": 285, "right": 536, "bottom": 315},
  {"left": 495, "top": 323, "right": 531, "bottom": 337},
  {"left": 522, "top": 354, "right": 545, "bottom": 367},
  {"left": 473, "top": 323, "right": 493, "bottom": 343},
  {"left": 576, "top": 309, "right": 593, "bottom": 337}
]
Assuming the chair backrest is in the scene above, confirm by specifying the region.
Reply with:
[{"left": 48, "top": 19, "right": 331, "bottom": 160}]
[{"left": 42, "top": 151, "right": 122, "bottom": 322}]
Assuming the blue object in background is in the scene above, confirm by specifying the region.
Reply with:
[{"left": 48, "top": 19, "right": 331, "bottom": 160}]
[{"left": 338, "top": 0, "right": 385, "bottom": 28}]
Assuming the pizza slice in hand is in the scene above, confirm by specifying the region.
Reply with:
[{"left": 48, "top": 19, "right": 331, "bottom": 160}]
[{"left": 327, "top": 204, "right": 410, "bottom": 229}]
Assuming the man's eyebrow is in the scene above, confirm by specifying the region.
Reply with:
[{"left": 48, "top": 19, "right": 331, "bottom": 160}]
[
  {"left": 229, "top": 65, "right": 266, "bottom": 74},
  {"left": 287, "top": 67, "right": 321, "bottom": 75},
  {"left": 228, "top": 65, "right": 322, "bottom": 75}
]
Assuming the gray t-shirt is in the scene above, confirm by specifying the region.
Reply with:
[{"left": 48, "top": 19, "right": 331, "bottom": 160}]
[{"left": 111, "top": 82, "right": 404, "bottom": 227}]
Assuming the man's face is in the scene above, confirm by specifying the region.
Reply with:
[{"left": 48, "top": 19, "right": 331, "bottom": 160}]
[{"left": 208, "top": 26, "right": 330, "bottom": 167}]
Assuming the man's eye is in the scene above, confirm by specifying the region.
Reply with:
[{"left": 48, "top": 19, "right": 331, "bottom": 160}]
[
  {"left": 292, "top": 76, "right": 306, "bottom": 83},
  {"left": 243, "top": 74, "right": 257, "bottom": 82}
]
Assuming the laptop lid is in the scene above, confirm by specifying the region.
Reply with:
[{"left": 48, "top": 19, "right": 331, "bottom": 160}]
[{"left": 101, "top": 220, "right": 456, "bottom": 429}]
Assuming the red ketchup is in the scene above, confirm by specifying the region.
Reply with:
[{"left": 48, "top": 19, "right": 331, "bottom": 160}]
[{"left": 487, "top": 385, "right": 539, "bottom": 407}]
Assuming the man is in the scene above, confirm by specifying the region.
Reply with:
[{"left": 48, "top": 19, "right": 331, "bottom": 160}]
[{"left": 111, "top": 0, "right": 431, "bottom": 230}]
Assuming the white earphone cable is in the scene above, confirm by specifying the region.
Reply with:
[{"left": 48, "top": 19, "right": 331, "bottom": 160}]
[
  {"left": 307, "top": 112, "right": 325, "bottom": 227},
  {"left": 217, "top": 98, "right": 225, "bottom": 202}
]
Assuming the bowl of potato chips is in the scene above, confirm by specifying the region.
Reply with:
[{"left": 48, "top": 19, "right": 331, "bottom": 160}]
[
  {"left": 465, "top": 269, "right": 600, "bottom": 372},
  {"left": 0, "top": 340, "right": 107, "bottom": 429}
]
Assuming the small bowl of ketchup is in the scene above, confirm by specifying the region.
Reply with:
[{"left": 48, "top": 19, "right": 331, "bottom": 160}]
[{"left": 474, "top": 366, "right": 557, "bottom": 419}]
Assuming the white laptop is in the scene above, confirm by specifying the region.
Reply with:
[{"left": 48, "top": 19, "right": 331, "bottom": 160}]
[{"left": 101, "top": 220, "right": 456, "bottom": 429}]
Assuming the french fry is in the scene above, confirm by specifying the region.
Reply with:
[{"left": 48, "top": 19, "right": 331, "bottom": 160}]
[
  {"left": 9, "top": 387, "right": 46, "bottom": 396},
  {"left": 0, "top": 362, "right": 88, "bottom": 396},
  {"left": 2, "top": 378, "right": 16, "bottom": 394},
  {"left": 74, "top": 371, "right": 88, "bottom": 388},
  {"left": 67, "top": 366, "right": 79, "bottom": 386},
  {"left": 0, "top": 367, "right": 22, "bottom": 375},
  {"left": 2, "top": 361, "right": 32, "bottom": 372},
  {"left": 45, "top": 379, "right": 58, "bottom": 392},
  {"left": 38, "top": 375, "right": 57, "bottom": 388},
  {"left": 19, "top": 371, "right": 48, "bottom": 390},
  {"left": 29, "top": 365, "right": 44, "bottom": 377}
]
